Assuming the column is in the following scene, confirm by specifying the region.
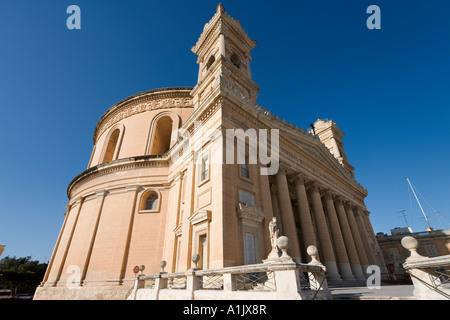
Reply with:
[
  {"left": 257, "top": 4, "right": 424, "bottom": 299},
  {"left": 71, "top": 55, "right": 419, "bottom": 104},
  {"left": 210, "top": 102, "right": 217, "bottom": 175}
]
[
  {"left": 80, "top": 190, "right": 107, "bottom": 285},
  {"left": 275, "top": 166, "right": 301, "bottom": 262},
  {"left": 293, "top": 174, "right": 316, "bottom": 252},
  {"left": 54, "top": 196, "right": 84, "bottom": 284},
  {"left": 354, "top": 207, "right": 377, "bottom": 266},
  {"left": 345, "top": 203, "right": 370, "bottom": 274},
  {"left": 362, "top": 210, "right": 389, "bottom": 274},
  {"left": 41, "top": 204, "right": 71, "bottom": 286},
  {"left": 219, "top": 33, "right": 226, "bottom": 57},
  {"left": 108, "top": 184, "right": 140, "bottom": 284},
  {"left": 334, "top": 198, "right": 365, "bottom": 280},
  {"left": 322, "top": 192, "right": 355, "bottom": 281},
  {"left": 309, "top": 183, "right": 341, "bottom": 281}
]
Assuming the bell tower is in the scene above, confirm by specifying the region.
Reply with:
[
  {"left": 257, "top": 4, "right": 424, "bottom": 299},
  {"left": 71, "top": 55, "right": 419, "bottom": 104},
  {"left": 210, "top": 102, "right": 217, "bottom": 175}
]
[{"left": 191, "top": 4, "right": 260, "bottom": 109}]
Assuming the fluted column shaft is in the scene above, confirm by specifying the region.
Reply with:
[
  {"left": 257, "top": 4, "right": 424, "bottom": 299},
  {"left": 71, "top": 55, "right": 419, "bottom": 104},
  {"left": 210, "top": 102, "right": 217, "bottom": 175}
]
[
  {"left": 323, "top": 193, "right": 355, "bottom": 281},
  {"left": 354, "top": 208, "right": 377, "bottom": 266},
  {"left": 293, "top": 176, "right": 316, "bottom": 251},
  {"left": 334, "top": 199, "right": 366, "bottom": 280},
  {"left": 345, "top": 204, "right": 370, "bottom": 274},
  {"left": 362, "top": 211, "right": 389, "bottom": 274},
  {"left": 275, "top": 167, "right": 301, "bottom": 262},
  {"left": 309, "top": 183, "right": 341, "bottom": 281}
]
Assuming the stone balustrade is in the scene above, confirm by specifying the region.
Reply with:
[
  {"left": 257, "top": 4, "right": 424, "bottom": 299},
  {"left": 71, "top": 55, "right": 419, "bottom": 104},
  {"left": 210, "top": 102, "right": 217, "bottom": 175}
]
[
  {"left": 127, "top": 243, "right": 332, "bottom": 300},
  {"left": 401, "top": 236, "right": 450, "bottom": 300}
]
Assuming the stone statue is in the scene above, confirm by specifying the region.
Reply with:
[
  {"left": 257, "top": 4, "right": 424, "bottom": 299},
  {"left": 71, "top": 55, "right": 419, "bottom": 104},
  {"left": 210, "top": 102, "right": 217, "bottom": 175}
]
[
  {"left": 269, "top": 217, "right": 279, "bottom": 250},
  {"left": 264, "top": 217, "right": 280, "bottom": 261}
]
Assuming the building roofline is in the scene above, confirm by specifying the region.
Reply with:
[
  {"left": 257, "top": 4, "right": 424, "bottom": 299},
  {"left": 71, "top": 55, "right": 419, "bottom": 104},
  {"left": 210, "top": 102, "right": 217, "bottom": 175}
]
[{"left": 93, "top": 87, "right": 194, "bottom": 143}]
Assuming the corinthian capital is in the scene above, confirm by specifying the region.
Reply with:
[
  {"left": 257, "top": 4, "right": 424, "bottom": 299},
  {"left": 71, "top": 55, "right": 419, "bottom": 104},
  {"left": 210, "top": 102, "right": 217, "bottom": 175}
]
[
  {"left": 288, "top": 172, "right": 309, "bottom": 184},
  {"left": 277, "top": 163, "right": 290, "bottom": 175},
  {"left": 321, "top": 189, "right": 335, "bottom": 201}
]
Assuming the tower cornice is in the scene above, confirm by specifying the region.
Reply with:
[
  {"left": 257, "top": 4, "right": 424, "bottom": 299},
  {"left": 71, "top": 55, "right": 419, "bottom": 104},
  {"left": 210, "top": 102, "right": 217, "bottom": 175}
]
[{"left": 191, "top": 4, "right": 256, "bottom": 58}]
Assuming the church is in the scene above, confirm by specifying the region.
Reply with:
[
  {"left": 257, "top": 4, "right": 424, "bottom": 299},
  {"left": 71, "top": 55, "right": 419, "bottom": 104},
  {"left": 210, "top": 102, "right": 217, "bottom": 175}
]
[{"left": 34, "top": 4, "right": 386, "bottom": 300}]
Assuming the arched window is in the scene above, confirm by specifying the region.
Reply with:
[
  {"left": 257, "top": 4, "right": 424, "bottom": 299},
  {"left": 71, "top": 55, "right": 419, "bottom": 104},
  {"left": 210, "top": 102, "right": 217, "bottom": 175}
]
[
  {"left": 230, "top": 53, "right": 240, "bottom": 69},
  {"left": 144, "top": 192, "right": 158, "bottom": 210},
  {"left": 206, "top": 55, "right": 215, "bottom": 70},
  {"left": 150, "top": 116, "right": 173, "bottom": 155},
  {"left": 102, "top": 128, "right": 120, "bottom": 163},
  {"left": 140, "top": 190, "right": 160, "bottom": 213}
]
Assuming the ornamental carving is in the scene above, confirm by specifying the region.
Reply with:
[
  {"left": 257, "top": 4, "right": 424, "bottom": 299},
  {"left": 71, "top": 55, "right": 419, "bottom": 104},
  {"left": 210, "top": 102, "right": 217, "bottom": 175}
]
[{"left": 95, "top": 96, "right": 193, "bottom": 142}]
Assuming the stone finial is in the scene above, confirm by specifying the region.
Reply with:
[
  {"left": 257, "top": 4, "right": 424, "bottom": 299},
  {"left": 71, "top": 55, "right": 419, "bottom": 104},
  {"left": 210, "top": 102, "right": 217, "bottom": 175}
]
[
  {"left": 307, "top": 245, "right": 319, "bottom": 264},
  {"left": 159, "top": 260, "right": 167, "bottom": 272},
  {"left": 307, "top": 245, "right": 326, "bottom": 272},
  {"left": 401, "top": 236, "right": 425, "bottom": 260},
  {"left": 192, "top": 253, "right": 200, "bottom": 268},
  {"left": 217, "top": 3, "right": 225, "bottom": 13},
  {"left": 277, "top": 236, "right": 290, "bottom": 259}
]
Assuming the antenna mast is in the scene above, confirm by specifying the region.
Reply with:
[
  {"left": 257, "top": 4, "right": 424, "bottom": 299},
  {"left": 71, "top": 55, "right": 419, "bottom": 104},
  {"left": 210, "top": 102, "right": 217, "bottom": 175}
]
[
  {"left": 397, "top": 209, "right": 409, "bottom": 227},
  {"left": 406, "top": 178, "right": 433, "bottom": 230}
]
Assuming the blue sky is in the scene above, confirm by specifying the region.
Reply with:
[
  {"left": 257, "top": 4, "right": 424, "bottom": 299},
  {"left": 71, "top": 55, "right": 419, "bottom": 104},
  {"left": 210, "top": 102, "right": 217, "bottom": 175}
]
[{"left": 0, "top": 0, "right": 449, "bottom": 263}]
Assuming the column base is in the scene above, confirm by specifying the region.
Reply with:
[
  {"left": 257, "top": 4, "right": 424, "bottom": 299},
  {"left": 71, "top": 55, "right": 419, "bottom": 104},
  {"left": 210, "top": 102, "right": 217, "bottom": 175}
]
[
  {"left": 323, "top": 261, "right": 342, "bottom": 281},
  {"left": 350, "top": 263, "right": 366, "bottom": 281},
  {"left": 338, "top": 262, "right": 356, "bottom": 281}
]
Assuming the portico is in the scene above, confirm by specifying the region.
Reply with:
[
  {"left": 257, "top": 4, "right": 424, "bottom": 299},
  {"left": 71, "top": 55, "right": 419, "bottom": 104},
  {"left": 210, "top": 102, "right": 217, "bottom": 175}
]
[{"left": 268, "top": 163, "right": 387, "bottom": 283}]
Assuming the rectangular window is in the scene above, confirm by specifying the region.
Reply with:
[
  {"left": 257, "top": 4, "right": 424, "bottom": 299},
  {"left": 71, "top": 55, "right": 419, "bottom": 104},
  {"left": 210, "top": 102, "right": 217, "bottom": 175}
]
[
  {"left": 245, "top": 232, "right": 256, "bottom": 265},
  {"left": 198, "top": 234, "right": 208, "bottom": 269},
  {"left": 240, "top": 155, "right": 250, "bottom": 179},
  {"left": 240, "top": 163, "right": 249, "bottom": 179},
  {"left": 389, "top": 247, "right": 400, "bottom": 260},
  {"left": 175, "top": 237, "right": 182, "bottom": 272},
  {"left": 200, "top": 154, "right": 209, "bottom": 182},
  {"left": 239, "top": 189, "right": 255, "bottom": 206},
  {"left": 425, "top": 245, "right": 438, "bottom": 257}
]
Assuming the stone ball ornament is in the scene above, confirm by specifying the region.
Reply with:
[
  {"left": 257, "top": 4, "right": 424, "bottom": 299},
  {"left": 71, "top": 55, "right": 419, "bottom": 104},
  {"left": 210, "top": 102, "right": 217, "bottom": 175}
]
[
  {"left": 277, "top": 236, "right": 291, "bottom": 259},
  {"left": 306, "top": 245, "right": 321, "bottom": 265},
  {"left": 159, "top": 260, "right": 167, "bottom": 272},
  {"left": 401, "top": 236, "right": 424, "bottom": 259},
  {"left": 192, "top": 253, "right": 200, "bottom": 268},
  {"left": 277, "top": 236, "right": 289, "bottom": 250},
  {"left": 401, "top": 236, "right": 418, "bottom": 251},
  {"left": 307, "top": 245, "right": 318, "bottom": 257}
]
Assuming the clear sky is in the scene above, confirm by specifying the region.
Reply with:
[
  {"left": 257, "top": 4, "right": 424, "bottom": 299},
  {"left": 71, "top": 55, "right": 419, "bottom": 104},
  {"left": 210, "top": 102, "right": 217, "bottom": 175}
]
[{"left": 0, "top": 0, "right": 449, "bottom": 263}]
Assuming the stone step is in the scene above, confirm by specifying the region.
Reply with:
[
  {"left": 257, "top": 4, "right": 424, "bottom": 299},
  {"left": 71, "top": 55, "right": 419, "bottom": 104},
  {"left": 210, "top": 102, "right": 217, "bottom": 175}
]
[{"left": 328, "top": 280, "right": 367, "bottom": 287}]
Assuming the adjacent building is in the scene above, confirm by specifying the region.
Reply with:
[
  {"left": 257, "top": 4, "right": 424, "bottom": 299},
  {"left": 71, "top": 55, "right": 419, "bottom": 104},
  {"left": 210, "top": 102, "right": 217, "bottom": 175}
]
[{"left": 377, "top": 227, "right": 450, "bottom": 277}]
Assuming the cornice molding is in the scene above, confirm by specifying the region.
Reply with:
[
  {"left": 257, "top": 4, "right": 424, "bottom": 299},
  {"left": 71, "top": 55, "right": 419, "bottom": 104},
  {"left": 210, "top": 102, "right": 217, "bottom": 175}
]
[
  {"left": 67, "top": 155, "right": 170, "bottom": 199},
  {"left": 93, "top": 88, "right": 193, "bottom": 144},
  {"left": 188, "top": 209, "right": 212, "bottom": 225}
]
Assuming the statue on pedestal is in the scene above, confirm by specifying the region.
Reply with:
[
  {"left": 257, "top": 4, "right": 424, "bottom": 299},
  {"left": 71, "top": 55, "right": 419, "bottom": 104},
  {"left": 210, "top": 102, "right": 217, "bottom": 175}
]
[{"left": 265, "top": 217, "right": 281, "bottom": 261}]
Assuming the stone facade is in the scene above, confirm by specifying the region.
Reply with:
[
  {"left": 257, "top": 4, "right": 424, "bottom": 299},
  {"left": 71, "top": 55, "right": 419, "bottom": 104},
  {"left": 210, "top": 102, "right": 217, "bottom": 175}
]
[
  {"left": 34, "top": 5, "right": 384, "bottom": 300},
  {"left": 377, "top": 228, "right": 450, "bottom": 277}
]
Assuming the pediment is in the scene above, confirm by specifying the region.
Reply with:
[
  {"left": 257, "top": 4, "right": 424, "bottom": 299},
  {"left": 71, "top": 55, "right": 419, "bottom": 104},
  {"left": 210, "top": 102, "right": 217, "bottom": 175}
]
[
  {"left": 246, "top": 104, "right": 363, "bottom": 188},
  {"left": 237, "top": 203, "right": 266, "bottom": 223}
]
